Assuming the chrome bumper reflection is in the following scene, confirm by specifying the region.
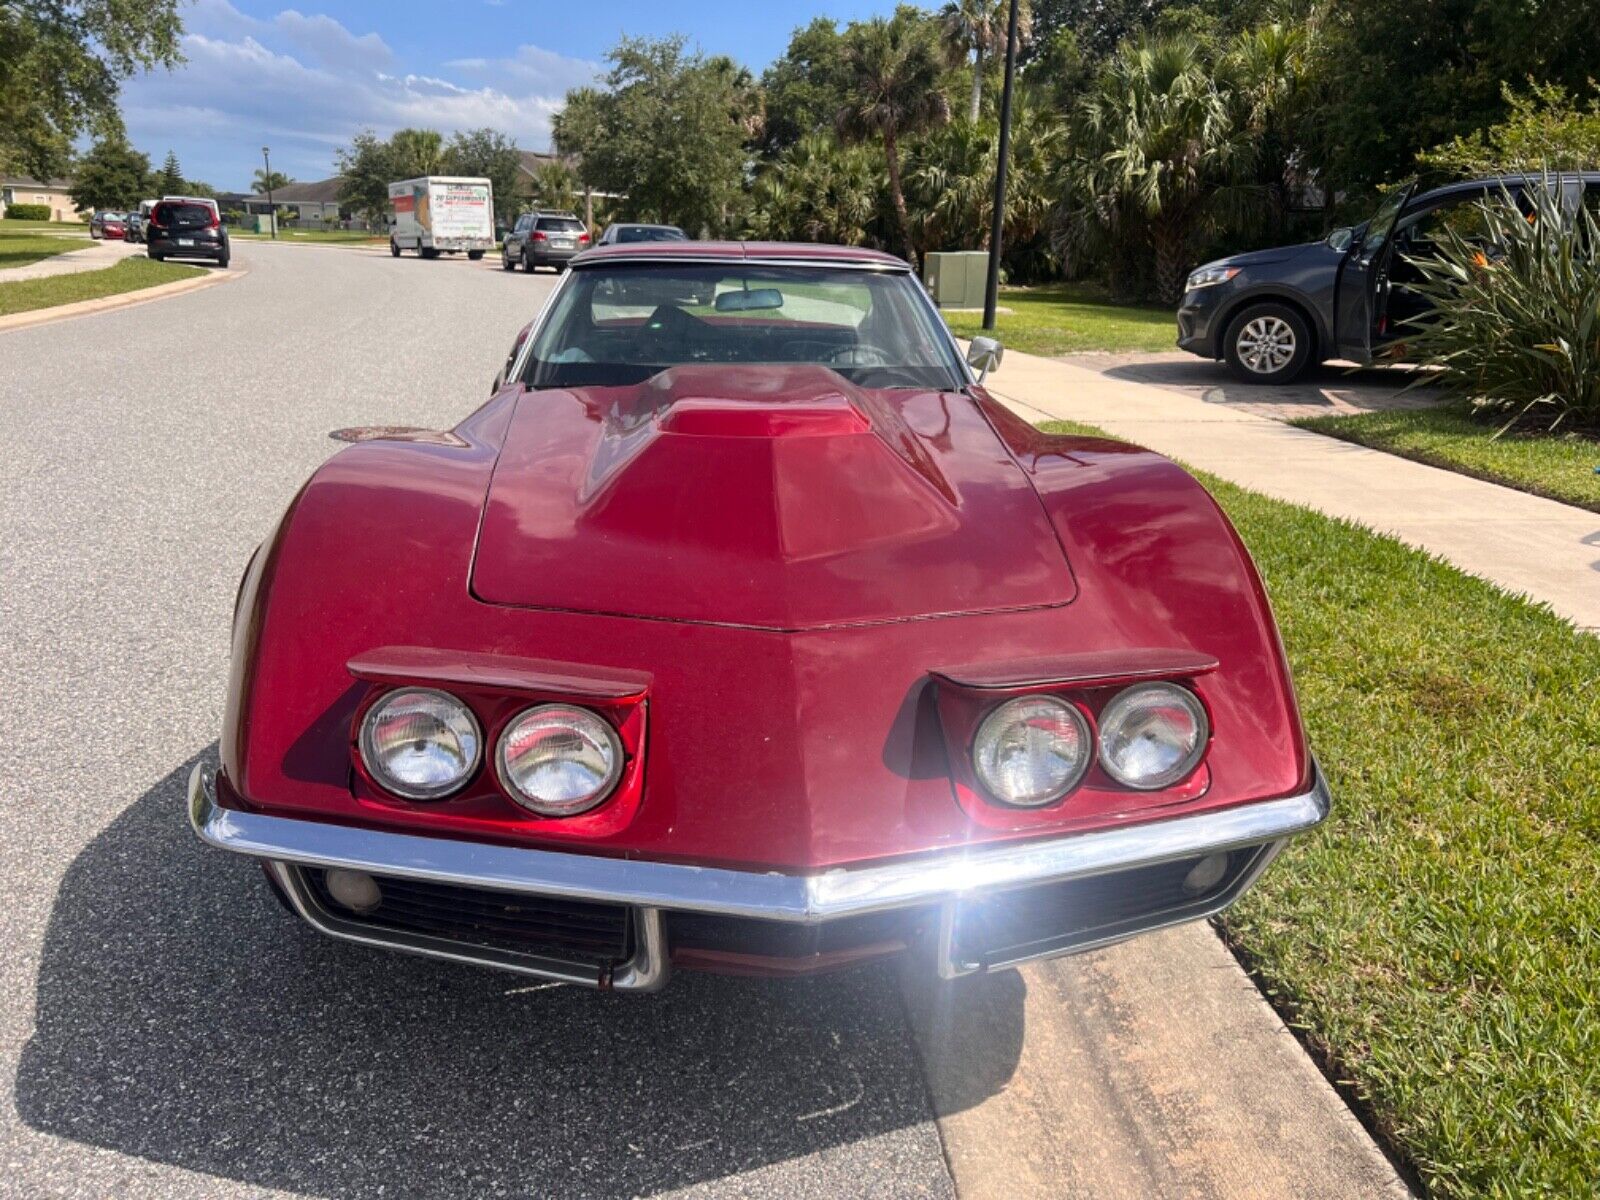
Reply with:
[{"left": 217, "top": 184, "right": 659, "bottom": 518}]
[{"left": 189, "top": 762, "right": 1329, "bottom": 987}]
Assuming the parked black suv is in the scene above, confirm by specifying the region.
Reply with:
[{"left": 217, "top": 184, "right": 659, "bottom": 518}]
[
  {"left": 502, "top": 211, "right": 589, "bottom": 272},
  {"left": 146, "top": 197, "right": 230, "bottom": 268},
  {"left": 1178, "top": 173, "right": 1600, "bottom": 382}
]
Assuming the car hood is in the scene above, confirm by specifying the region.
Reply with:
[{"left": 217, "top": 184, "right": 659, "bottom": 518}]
[
  {"left": 1198, "top": 240, "right": 1326, "bottom": 272},
  {"left": 470, "top": 365, "right": 1077, "bottom": 630}
]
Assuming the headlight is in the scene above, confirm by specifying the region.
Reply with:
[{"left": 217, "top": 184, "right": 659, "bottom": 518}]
[
  {"left": 496, "top": 704, "right": 623, "bottom": 816},
  {"left": 359, "top": 688, "right": 481, "bottom": 800},
  {"left": 972, "top": 696, "right": 1092, "bottom": 807},
  {"left": 1186, "top": 265, "right": 1240, "bottom": 290},
  {"left": 1097, "top": 683, "right": 1208, "bottom": 790}
]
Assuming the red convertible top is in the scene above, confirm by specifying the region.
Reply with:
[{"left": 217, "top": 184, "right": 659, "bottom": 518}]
[{"left": 573, "top": 240, "right": 909, "bottom": 269}]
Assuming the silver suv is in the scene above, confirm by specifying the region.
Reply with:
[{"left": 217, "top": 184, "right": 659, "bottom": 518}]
[{"left": 502, "top": 211, "right": 589, "bottom": 273}]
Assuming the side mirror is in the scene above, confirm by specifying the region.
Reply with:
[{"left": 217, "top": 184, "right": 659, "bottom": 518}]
[{"left": 966, "top": 335, "right": 1003, "bottom": 382}]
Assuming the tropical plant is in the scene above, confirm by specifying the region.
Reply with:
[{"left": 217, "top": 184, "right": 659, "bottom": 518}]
[
  {"left": 1056, "top": 34, "right": 1254, "bottom": 302},
  {"left": 836, "top": 12, "right": 952, "bottom": 263},
  {"left": 748, "top": 134, "right": 883, "bottom": 244},
  {"left": 1397, "top": 175, "right": 1600, "bottom": 434},
  {"left": 528, "top": 160, "right": 578, "bottom": 213},
  {"left": 939, "top": 0, "right": 1031, "bottom": 122},
  {"left": 389, "top": 128, "right": 444, "bottom": 178},
  {"left": 252, "top": 168, "right": 291, "bottom": 193},
  {"left": 905, "top": 95, "right": 1063, "bottom": 273},
  {"left": 1420, "top": 80, "right": 1600, "bottom": 177},
  {"left": 1222, "top": 21, "right": 1317, "bottom": 240},
  {"left": 335, "top": 129, "right": 394, "bottom": 225}
]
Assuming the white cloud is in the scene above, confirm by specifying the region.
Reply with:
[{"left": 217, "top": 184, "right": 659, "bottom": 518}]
[
  {"left": 121, "top": 4, "right": 597, "bottom": 188},
  {"left": 275, "top": 10, "right": 393, "bottom": 72}
]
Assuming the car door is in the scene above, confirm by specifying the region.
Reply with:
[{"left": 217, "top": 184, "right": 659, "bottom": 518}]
[
  {"left": 508, "top": 214, "right": 530, "bottom": 256},
  {"left": 1334, "top": 180, "right": 1418, "bottom": 364}
]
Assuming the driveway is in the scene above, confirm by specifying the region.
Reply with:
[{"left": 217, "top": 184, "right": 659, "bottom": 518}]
[
  {"left": 1061, "top": 350, "right": 1442, "bottom": 423},
  {"left": 0, "top": 243, "right": 1406, "bottom": 1198}
]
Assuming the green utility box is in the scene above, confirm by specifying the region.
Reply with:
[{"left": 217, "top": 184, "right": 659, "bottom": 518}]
[{"left": 924, "top": 251, "right": 989, "bottom": 309}]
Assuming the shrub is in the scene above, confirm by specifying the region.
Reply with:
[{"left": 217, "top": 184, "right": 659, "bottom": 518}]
[
  {"left": 1419, "top": 80, "right": 1600, "bottom": 177},
  {"left": 4, "top": 203, "right": 53, "bottom": 221},
  {"left": 1398, "top": 173, "right": 1600, "bottom": 434}
]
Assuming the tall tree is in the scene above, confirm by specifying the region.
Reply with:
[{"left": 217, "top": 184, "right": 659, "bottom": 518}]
[
  {"left": 442, "top": 128, "right": 522, "bottom": 223},
  {"left": 940, "top": 0, "right": 1030, "bottom": 122},
  {"left": 552, "top": 36, "right": 753, "bottom": 236},
  {"left": 748, "top": 134, "right": 884, "bottom": 245},
  {"left": 758, "top": 19, "right": 851, "bottom": 156},
  {"left": 388, "top": 128, "right": 444, "bottom": 178},
  {"left": 69, "top": 136, "right": 151, "bottom": 212},
  {"left": 158, "top": 149, "right": 183, "bottom": 194},
  {"left": 335, "top": 129, "right": 395, "bottom": 225},
  {"left": 253, "top": 168, "right": 292, "bottom": 193},
  {"left": 0, "top": 1, "right": 182, "bottom": 180},
  {"left": 836, "top": 13, "right": 952, "bottom": 262}
]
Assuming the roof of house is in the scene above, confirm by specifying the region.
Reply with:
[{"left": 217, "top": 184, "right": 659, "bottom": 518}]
[
  {"left": 517, "top": 150, "right": 577, "bottom": 178},
  {"left": 2, "top": 176, "right": 74, "bottom": 190},
  {"left": 250, "top": 176, "right": 344, "bottom": 204}
]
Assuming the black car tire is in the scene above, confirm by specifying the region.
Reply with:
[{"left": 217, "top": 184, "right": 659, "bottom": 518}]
[
  {"left": 501, "top": 251, "right": 515, "bottom": 270},
  {"left": 522, "top": 250, "right": 535, "bottom": 272},
  {"left": 390, "top": 238, "right": 401, "bottom": 257},
  {"left": 467, "top": 250, "right": 484, "bottom": 261},
  {"left": 217, "top": 250, "right": 230, "bottom": 269},
  {"left": 149, "top": 252, "right": 164, "bottom": 262},
  {"left": 1222, "top": 302, "right": 1313, "bottom": 384}
]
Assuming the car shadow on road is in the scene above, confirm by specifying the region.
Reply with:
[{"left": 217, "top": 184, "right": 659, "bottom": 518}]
[{"left": 16, "top": 750, "right": 1024, "bottom": 1197}]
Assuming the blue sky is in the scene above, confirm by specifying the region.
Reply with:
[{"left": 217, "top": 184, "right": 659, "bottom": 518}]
[{"left": 121, "top": 0, "right": 904, "bottom": 191}]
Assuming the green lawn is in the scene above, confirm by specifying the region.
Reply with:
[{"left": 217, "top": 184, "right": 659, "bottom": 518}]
[
  {"left": 943, "top": 283, "right": 1175, "bottom": 355},
  {"left": 1042, "top": 418, "right": 1600, "bottom": 1198},
  {"left": 231, "top": 228, "right": 386, "bottom": 244},
  {"left": 0, "top": 219, "right": 92, "bottom": 269},
  {"left": 0, "top": 257, "right": 204, "bottom": 317},
  {"left": 1295, "top": 405, "right": 1600, "bottom": 513}
]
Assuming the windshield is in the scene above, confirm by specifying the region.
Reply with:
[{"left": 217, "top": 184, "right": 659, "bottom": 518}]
[
  {"left": 618, "top": 226, "right": 686, "bottom": 243},
  {"left": 523, "top": 263, "right": 966, "bottom": 392}
]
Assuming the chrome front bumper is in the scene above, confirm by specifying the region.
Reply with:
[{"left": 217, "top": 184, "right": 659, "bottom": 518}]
[{"left": 189, "top": 763, "right": 1329, "bottom": 991}]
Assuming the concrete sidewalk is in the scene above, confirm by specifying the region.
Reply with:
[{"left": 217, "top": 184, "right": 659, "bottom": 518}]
[
  {"left": 984, "top": 349, "right": 1600, "bottom": 633},
  {"left": 0, "top": 238, "right": 142, "bottom": 284}
]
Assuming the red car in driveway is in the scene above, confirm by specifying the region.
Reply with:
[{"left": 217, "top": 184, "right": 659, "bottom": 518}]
[
  {"left": 190, "top": 241, "right": 1328, "bottom": 991},
  {"left": 89, "top": 211, "right": 126, "bottom": 240}
]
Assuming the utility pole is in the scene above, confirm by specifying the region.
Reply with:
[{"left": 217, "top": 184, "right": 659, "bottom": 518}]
[
  {"left": 262, "top": 146, "right": 277, "bottom": 239},
  {"left": 982, "top": 0, "right": 1022, "bottom": 331}
]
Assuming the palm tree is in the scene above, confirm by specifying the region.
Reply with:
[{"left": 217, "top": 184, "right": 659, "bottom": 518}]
[
  {"left": 837, "top": 14, "right": 951, "bottom": 263},
  {"left": 530, "top": 160, "right": 577, "bottom": 212},
  {"left": 749, "top": 134, "right": 882, "bottom": 245},
  {"left": 252, "top": 168, "right": 291, "bottom": 193},
  {"left": 1057, "top": 36, "right": 1254, "bottom": 303},
  {"left": 939, "top": 0, "right": 1031, "bottom": 122},
  {"left": 389, "top": 128, "right": 444, "bottom": 178}
]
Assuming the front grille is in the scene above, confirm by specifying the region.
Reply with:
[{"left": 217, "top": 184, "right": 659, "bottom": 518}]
[
  {"left": 302, "top": 869, "right": 633, "bottom": 968},
  {"left": 947, "top": 848, "right": 1264, "bottom": 970}
]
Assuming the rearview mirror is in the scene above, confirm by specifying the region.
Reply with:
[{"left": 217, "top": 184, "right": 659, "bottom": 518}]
[
  {"left": 715, "top": 288, "right": 784, "bottom": 313},
  {"left": 966, "top": 335, "right": 1003, "bottom": 382}
]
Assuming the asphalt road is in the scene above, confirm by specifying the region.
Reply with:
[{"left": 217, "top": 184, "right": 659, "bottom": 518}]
[{"left": 0, "top": 242, "right": 960, "bottom": 1198}]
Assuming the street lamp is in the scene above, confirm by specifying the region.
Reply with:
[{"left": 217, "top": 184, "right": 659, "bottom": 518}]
[
  {"left": 262, "top": 145, "right": 276, "bottom": 239},
  {"left": 982, "top": 0, "right": 1022, "bottom": 331}
]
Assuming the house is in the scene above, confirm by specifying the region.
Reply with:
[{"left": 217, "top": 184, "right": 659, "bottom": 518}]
[
  {"left": 0, "top": 177, "right": 85, "bottom": 222},
  {"left": 516, "top": 150, "right": 608, "bottom": 225},
  {"left": 238, "top": 176, "right": 346, "bottom": 223}
]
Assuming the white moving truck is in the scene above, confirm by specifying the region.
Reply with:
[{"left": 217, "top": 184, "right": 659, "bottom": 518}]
[{"left": 388, "top": 175, "right": 494, "bottom": 259}]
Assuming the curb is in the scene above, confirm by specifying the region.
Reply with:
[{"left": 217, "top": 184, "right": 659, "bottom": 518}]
[{"left": 0, "top": 265, "right": 243, "bottom": 333}]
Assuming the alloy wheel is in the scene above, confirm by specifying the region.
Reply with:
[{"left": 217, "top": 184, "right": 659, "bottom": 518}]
[{"left": 1236, "top": 316, "right": 1297, "bottom": 375}]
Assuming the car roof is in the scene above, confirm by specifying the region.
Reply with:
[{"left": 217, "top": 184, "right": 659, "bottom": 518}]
[
  {"left": 573, "top": 241, "right": 908, "bottom": 269},
  {"left": 1422, "top": 172, "right": 1600, "bottom": 201}
]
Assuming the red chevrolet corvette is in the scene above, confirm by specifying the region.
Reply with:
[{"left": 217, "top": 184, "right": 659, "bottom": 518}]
[{"left": 190, "top": 241, "right": 1327, "bottom": 991}]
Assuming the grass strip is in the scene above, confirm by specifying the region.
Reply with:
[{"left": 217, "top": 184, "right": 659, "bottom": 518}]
[
  {"left": 0, "top": 224, "right": 92, "bottom": 270},
  {"left": 944, "top": 283, "right": 1175, "bottom": 355},
  {"left": 1295, "top": 405, "right": 1600, "bottom": 513},
  {"left": 1042, "top": 417, "right": 1600, "bottom": 1198},
  {"left": 0, "top": 257, "right": 205, "bottom": 317}
]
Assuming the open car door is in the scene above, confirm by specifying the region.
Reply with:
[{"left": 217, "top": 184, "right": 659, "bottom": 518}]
[{"left": 1334, "top": 180, "right": 1418, "bottom": 364}]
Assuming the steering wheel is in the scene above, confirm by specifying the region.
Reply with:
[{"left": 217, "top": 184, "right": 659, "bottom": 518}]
[{"left": 825, "top": 344, "right": 895, "bottom": 368}]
